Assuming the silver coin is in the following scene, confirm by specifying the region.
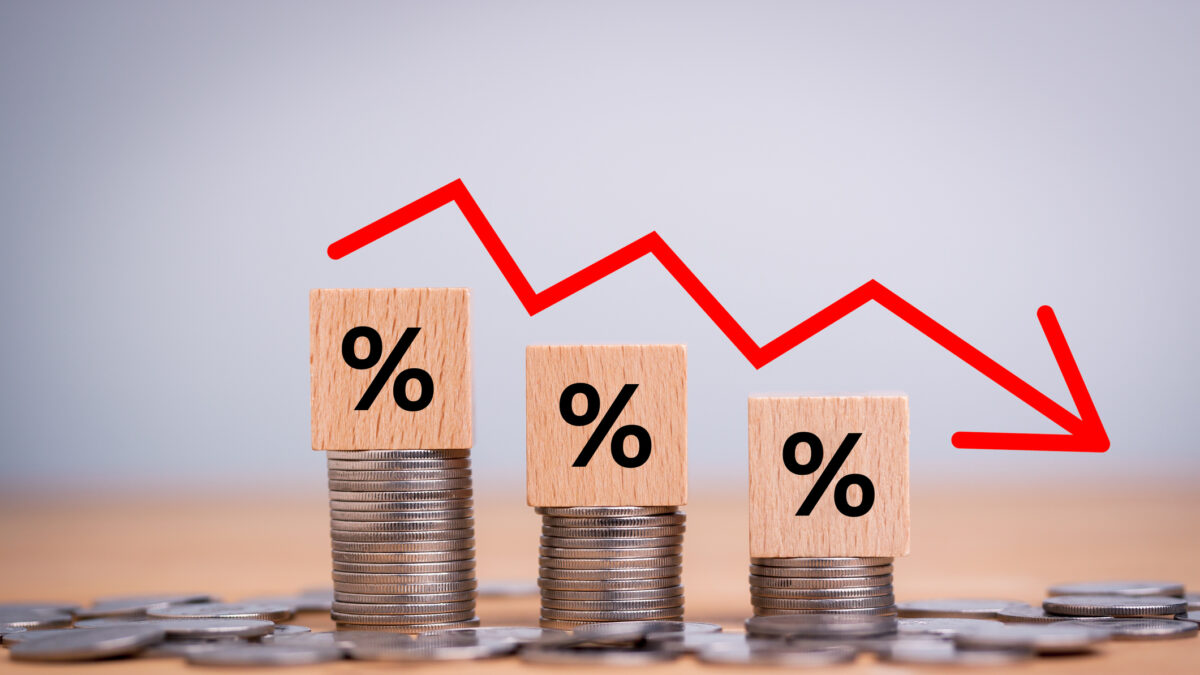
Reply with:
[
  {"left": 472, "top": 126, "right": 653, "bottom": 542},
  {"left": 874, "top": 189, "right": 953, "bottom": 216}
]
[
  {"left": 334, "top": 560, "right": 476, "bottom": 574},
  {"left": 534, "top": 506, "right": 679, "bottom": 517},
  {"left": 272, "top": 629, "right": 411, "bottom": 647},
  {"left": 330, "top": 528, "right": 474, "bottom": 542},
  {"left": 542, "top": 515, "right": 686, "bottom": 528},
  {"left": 330, "top": 610, "right": 477, "bottom": 625},
  {"left": 74, "top": 593, "right": 214, "bottom": 619},
  {"left": 539, "top": 535, "right": 683, "bottom": 549},
  {"left": 335, "top": 591, "right": 476, "bottom": 604},
  {"left": 750, "top": 585, "right": 895, "bottom": 600},
  {"left": 186, "top": 643, "right": 344, "bottom": 666},
  {"left": 139, "top": 639, "right": 236, "bottom": 659},
  {"left": 954, "top": 622, "right": 1110, "bottom": 654},
  {"left": 1048, "top": 580, "right": 1186, "bottom": 597},
  {"left": 75, "top": 617, "right": 276, "bottom": 638},
  {"left": 753, "top": 605, "right": 897, "bottom": 617},
  {"left": 1184, "top": 611, "right": 1200, "bottom": 625},
  {"left": 329, "top": 489, "right": 474, "bottom": 502},
  {"left": 1186, "top": 592, "right": 1200, "bottom": 610},
  {"left": 898, "top": 598, "right": 1021, "bottom": 619},
  {"left": 328, "top": 478, "right": 473, "bottom": 492},
  {"left": 697, "top": 642, "right": 857, "bottom": 666},
  {"left": 262, "top": 625, "right": 313, "bottom": 641},
  {"left": 331, "top": 518, "right": 474, "bottom": 532},
  {"left": 332, "top": 600, "right": 475, "bottom": 615},
  {"left": 1064, "top": 618, "right": 1198, "bottom": 640},
  {"left": 2, "top": 627, "right": 82, "bottom": 645},
  {"left": 9, "top": 625, "right": 166, "bottom": 662},
  {"left": 0, "top": 602, "right": 80, "bottom": 615},
  {"left": 996, "top": 604, "right": 1076, "bottom": 623},
  {"left": 147, "top": 602, "right": 294, "bottom": 622},
  {"left": 334, "top": 580, "right": 478, "bottom": 595},
  {"left": 539, "top": 545, "right": 682, "bottom": 559},
  {"left": 574, "top": 620, "right": 719, "bottom": 639},
  {"left": 348, "top": 641, "right": 514, "bottom": 661},
  {"left": 538, "top": 565, "right": 681, "bottom": 581},
  {"left": 880, "top": 639, "right": 1032, "bottom": 665},
  {"left": 750, "top": 564, "right": 893, "bottom": 578},
  {"left": 644, "top": 631, "right": 759, "bottom": 653},
  {"left": 745, "top": 614, "right": 897, "bottom": 638},
  {"left": 898, "top": 617, "right": 1005, "bottom": 637},
  {"left": 331, "top": 509, "right": 473, "bottom": 522},
  {"left": 752, "top": 595, "right": 895, "bottom": 610},
  {"left": 540, "top": 555, "right": 683, "bottom": 571},
  {"left": 330, "top": 499, "right": 473, "bottom": 512},
  {"left": 337, "top": 618, "right": 480, "bottom": 633},
  {"left": 327, "top": 469, "right": 471, "bottom": 481},
  {"left": 331, "top": 538, "right": 475, "bottom": 552},
  {"left": 332, "top": 570, "right": 475, "bottom": 584},
  {"left": 0, "top": 626, "right": 26, "bottom": 641},
  {"left": 751, "top": 556, "right": 893, "bottom": 568},
  {"left": 0, "top": 609, "right": 73, "bottom": 630},
  {"left": 540, "top": 586, "right": 685, "bottom": 602},
  {"left": 519, "top": 645, "right": 678, "bottom": 665},
  {"left": 541, "top": 525, "right": 686, "bottom": 539},
  {"left": 240, "top": 592, "right": 331, "bottom": 613},
  {"left": 332, "top": 549, "right": 475, "bottom": 563},
  {"left": 540, "top": 607, "right": 685, "bottom": 621},
  {"left": 541, "top": 596, "right": 684, "bottom": 611},
  {"left": 1043, "top": 594, "right": 1187, "bottom": 617},
  {"left": 326, "top": 449, "right": 470, "bottom": 460},
  {"left": 750, "top": 574, "right": 894, "bottom": 591},
  {"left": 327, "top": 459, "right": 470, "bottom": 471},
  {"left": 538, "top": 577, "right": 680, "bottom": 592}
]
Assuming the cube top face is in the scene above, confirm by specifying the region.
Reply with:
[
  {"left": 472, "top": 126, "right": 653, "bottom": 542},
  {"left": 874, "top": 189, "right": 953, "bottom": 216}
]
[
  {"left": 748, "top": 396, "right": 909, "bottom": 558},
  {"left": 310, "top": 288, "right": 471, "bottom": 450},
  {"left": 526, "top": 345, "right": 687, "bottom": 507}
]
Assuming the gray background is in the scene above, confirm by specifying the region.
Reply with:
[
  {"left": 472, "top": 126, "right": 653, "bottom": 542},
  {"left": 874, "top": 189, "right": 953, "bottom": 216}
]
[{"left": 1, "top": 1, "right": 1197, "bottom": 496}]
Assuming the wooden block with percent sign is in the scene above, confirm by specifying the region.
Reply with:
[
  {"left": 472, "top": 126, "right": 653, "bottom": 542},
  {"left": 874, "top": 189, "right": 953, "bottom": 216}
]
[
  {"left": 310, "top": 288, "right": 471, "bottom": 450},
  {"left": 526, "top": 345, "right": 686, "bottom": 507},
  {"left": 748, "top": 396, "right": 909, "bottom": 558}
]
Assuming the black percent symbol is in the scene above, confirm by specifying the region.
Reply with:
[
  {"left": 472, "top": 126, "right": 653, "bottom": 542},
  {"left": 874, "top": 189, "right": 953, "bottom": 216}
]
[
  {"left": 559, "top": 383, "right": 651, "bottom": 468},
  {"left": 340, "top": 326, "right": 433, "bottom": 412},
  {"left": 783, "top": 432, "right": 875, "bottom": 517}
]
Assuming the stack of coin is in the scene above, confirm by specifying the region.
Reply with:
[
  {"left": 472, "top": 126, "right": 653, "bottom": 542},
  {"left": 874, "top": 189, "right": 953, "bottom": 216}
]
[
  {"left": 327, "top": 450, "right": 478, "bottom": 633},
  {"left": 749, "top": 556, "right": 895, "bottom": 617},
  {"left": 536, "top": 506, "right": 686, "bottom": 630}
]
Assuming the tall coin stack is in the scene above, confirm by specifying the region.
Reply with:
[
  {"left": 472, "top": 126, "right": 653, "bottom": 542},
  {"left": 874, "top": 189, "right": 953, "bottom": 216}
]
[
  {"left": 536, "top": 506, "right": 686, "bottom": 630},
  {"left": 327, "top": 449, "right": 479, "bottom": 632},
  {"left": 749, "top": 556, "right": 896, "bottom": 618}
]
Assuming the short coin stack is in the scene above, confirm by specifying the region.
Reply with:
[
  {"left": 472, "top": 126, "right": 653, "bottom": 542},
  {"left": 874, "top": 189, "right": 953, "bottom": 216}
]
[
  {"left": 327, "top": 450, "right": 478, "bottom": 632},
  {"left": 749, "top": 556, "right": 896, "bottom": 617},
  {"left": 536, "top": 506, "right": 686, "bottom": 630}
]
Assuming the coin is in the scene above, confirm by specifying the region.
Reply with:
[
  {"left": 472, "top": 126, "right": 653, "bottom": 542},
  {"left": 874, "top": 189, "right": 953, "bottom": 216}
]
[
  {"left": 751, "top": 556, "right": 893, "bottom": 568},
  {"left": 329, "top": 489, "right": 474, "bottom": 502},
  {"left": 750, "top": 564, "right": 894, "bottom": 578},
  {"left": 331, "top": 610, "right": 477, "bottom": 625},
  {"left": 0, "top": 602, "right": 80, "bottom": 615},
  {"left": 0, "top": 626, "right": 26, "bottom": 641},
  {"left": 264, "top": 625, "right": 313, "bottom": 641},
  {"left": 330, "top": 518, "right": 474, "bottom": 532},
  {"left": 539, "top": 535, "right": 684, "bottom": 549},
  {"left": 520, "top": 645, "right": 679, "bottom": 665},
  {"left": 898, "top": 598, "right": 1021, "bottom": 619},
  {"left": 74, "top": 593, "right": 214, "bottom": 619},
  {"left": 745, "top": 614, "right": 898, "bottom": 638},
  {"left": 328, "top": 479, "right": 473, "bottom": 492},
  {"left": 541, "top": 525, "right": 685, "bottom": 539},
  {"left": 538, "top": 566, "right": 681, "bottom": 581},
  {"left": 541, "top": 597, "right": 685, "bottom": 611},
  {"left": 332, "top": 600, "right": 475, "bottom": 615},
  {"left": 0, "top": 609, "right": 73, "bottom": 630},
  {"left": 750, "top": 586, "right": 896, "bottom": 600},
  {"left": 534, "top": 506, "right": 678, "bottom": 517},
  {"left": 880, "top": 640, "right": 1032, "bottom": 665},
  {"left": 1063, "top": 618, "right": 1198, "bottom": 640},
  {"left": 336, "top": 618, "right": 481, "bottom": 632},
  {"left": 574, "top": 620, "right": 720, "bottom": 639},
  {"left": 697, "top": 642, "right": 857, "bottom": 666},
  {"left": 333, "top": 561, "right": 476, "bottom": 574},
  {"left": 326, "top": 469, "right": 471, "bottom": 481},
  {"left": 330, "top": 499, "right": 473, "bottom": 512},
  {"left": 540, "top": 586, "right": 685, "bottom": 602},
  {"left": 331, "top": 538, "right": 475, "bottom": 553},
  {"left": 996, "top": 604, "right": 1075, "bottom": 623},
  {"left": 1185, "top": 611, "right": 1200, "bottom": 625},
  {"left": 539, "top": 545, "right": 682, "bottom": 559},
  {"left": 147, "top": 602, "right": 294, "bottom": 622},
  {"left": 540, "top": 555, "right": 683, "bottom": 570},
  {"left": 538, "top": 577, "right": 680, "bottom": 592},
  {"left": 421, "top": 626, "right": 565, "bottom": 645},
  {"left": 9, "top": 625, "right": 166, "bottom": 662},
  {"left": 327, "top": 449, "right": 470, "bottom": 460},
  {"left": 1187, "top": 593, "right": 1200, "bottom": 610},
  {"left": 331, "top": 509, "right": 473, "bottom": 522},
  {"left": 541, "top": 515, "right": 686, "bottom": 528},
  {"left": 2, "top": 627, "right": 82, "bottom": 644},
  {"left": 750, "top": 574, "right": 893, "bottom": 589},
  {"left": 752, "top": 595, "right": 896, "bottom": 610},
  {"left": 332, "top": 549, "right": 475, "bottom": 564},
  {"left": 334, "top": 591, "right": 476, "bottom": 604},
  {"left": 754, "top": 605, "right": 897, "bottom": 617},
  {"left": 1048, "top": 580, "right": 1186, "bottom": 597},
  {"left": 348, "top": 641, "right": 514, "bottom": 661},
  {"left": 186, "top": 643, "right": 344, "bottom": 666},
  {"left": 331, "top": 529, "right": 474, "bottom": 543},
  {"left": 540, "top": 607, "right": 684, "bottom": 621},
  {"left": 1043, "top": 595, "right": 1187, "bottom": 617},
  {"left": 326, "top": 459, "right": 470, "bottom": 471},
  {"left": 75, "top": 617, "right": 276, "bottom": 638},
  {"left": 334, "top": 581, "right": 477, "bottom": 595},
  {"left": 898, "top": 617, "right": 1005, "bottom": 636},
  {"left": 954, "top": 622, "right": 1110, "bottom": 654}
]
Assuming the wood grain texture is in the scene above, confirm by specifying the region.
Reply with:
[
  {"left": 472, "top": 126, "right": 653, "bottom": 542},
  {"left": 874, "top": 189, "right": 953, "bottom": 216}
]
[
  {"left": 310, "top": 288, "right": 471, "bottom": 450},
  {"left": 749, "top": 396, "right": 909, "bottom": 557},
  {"left": 526, "top": 345, "right": 686, "bottom": 507}
]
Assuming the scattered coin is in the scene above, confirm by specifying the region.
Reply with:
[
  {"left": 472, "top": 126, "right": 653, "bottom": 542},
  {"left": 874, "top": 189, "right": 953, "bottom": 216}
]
[
  {"left": 75, "top": 617, "right": 276, "bottom": 638},
  {"left": 880, "top": 639, "right": 1033, "bottom": 665},
  {"left": 519, "top": 645, "right": 679, "bottom": 665},
  {"left": 1183, "top": 611, "right": 1200, "bottom": 625},
  {"left": 147, "top": 602, "right": 294, "bottom": 622},
  {"left": 996, "top": 604, "right": 1075, "bottom": 623},
  {"left": 1043, "top": 595, "right": 1187, "bottom": 617},
  {"left": 745, "top": 614, "right": 898, "bottom": 639},
  {"left": 9, "top": 625, "right": 166, "bottom": 662},
  {"left": 421, "top": 626, "right": 565, "bottom": 645},
  {"left": 1186, "top": 593, "right": 1200, "bottom": 611},
  {"left": 0, "top": 602, "right": 80, "bottom": 615},
  {"left": 898, "top": 617, "right": 1005, "bottom": 637},
  {"left": 0, "top": 608, "right": 73, "bottom": 630},
  {"left": 349, "top": 640, "right": 516, "bottom": 661},
  {"left": 1048, "top": 580, "right": 1186, "bottom": 597},
  {"left": 897, "top": 598, "right": 1021, "bottom": 619},
  {"left": 186, "top": 643, "right": 344, "bottom": 666},
  {"left": 954, "top": 622, "right": 1110, "bottom": 654},
  {"left": 696, "top": 642, "right": 858, "bottom": 666},
  {"left": 1064, "top": 618, "right": 1198, "bottom": 640}
]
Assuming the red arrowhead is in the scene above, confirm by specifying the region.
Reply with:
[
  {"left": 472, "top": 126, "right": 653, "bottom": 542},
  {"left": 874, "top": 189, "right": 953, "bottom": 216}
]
[{"left": 951, "top": 306, "right": 1109, "bottom": 452}]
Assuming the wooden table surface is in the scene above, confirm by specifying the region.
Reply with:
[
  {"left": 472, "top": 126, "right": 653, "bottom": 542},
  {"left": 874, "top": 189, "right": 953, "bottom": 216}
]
[{"left": 1, "top": 482, "right": 1197, "bottom": 673}]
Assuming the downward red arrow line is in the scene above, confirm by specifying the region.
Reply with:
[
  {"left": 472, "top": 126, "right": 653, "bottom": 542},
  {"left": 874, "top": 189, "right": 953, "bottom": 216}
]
[{"left": 328, "top": 179, "right": 1109, "bottom": 453}]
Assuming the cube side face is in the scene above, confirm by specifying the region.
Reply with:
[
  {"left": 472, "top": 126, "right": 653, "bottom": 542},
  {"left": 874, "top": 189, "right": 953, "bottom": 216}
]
[
  {"left": 748, "top": 396, "right": 909, "bottom": 557},
  {"left": 310, "top": 288, "right": 472, "bottom": 450},
  {"left": 526, "top": 345, "right": 687, "bottom": 507}
]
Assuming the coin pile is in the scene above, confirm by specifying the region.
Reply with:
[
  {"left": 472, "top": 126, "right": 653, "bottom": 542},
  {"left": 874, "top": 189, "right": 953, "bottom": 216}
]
[
  {"left": 327, "top": 449, "right": 478, "bottom": 632},
  {"left": 749, "top": 556, "right": 895, "bottom": 618},
  {"left": 536, "top": 506, "right": 686, "bottom": 630}
]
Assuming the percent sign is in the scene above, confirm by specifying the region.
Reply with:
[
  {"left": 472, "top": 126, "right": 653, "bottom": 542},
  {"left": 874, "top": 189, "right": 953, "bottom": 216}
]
[
  {"left": 559, "top": 383, "right": 651, "bottom": 468},
  {"left": 783, "top": 432, "right": 874, "bottom": 517},
  {"left": 340, "top": 326, "right": 433, "bottom": 411}
]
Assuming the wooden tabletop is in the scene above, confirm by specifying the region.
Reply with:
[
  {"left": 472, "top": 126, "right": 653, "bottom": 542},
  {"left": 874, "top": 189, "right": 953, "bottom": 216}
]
[{"left": 1, "top": 482, "right": 1197, "bottom": 673}]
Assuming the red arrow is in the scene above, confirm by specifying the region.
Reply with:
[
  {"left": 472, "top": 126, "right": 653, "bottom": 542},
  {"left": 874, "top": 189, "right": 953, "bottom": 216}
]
[{"left": 328, "top": 179, "right": 1109, "bottom": 453}]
